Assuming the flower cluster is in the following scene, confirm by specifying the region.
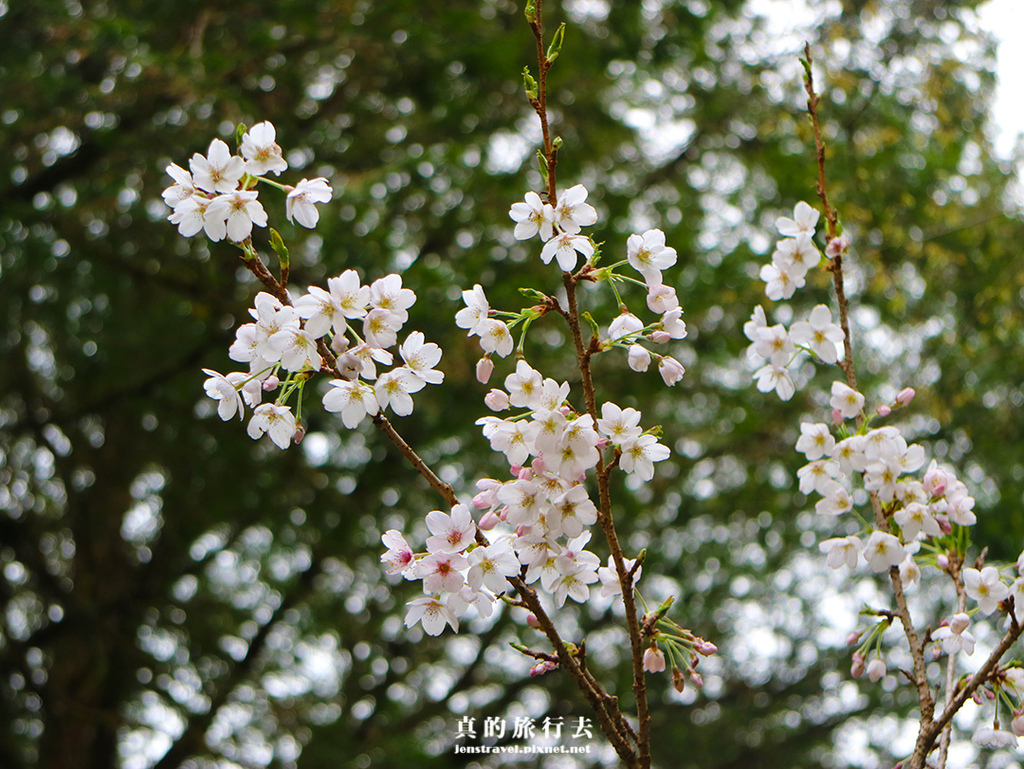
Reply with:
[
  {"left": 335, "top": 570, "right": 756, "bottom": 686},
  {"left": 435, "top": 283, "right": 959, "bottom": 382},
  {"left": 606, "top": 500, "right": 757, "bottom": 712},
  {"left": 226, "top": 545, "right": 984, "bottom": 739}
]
[
  {"left": 746, "top": 202, "right": 844, "bottom": 400},
  {"left": 165, "top": 124, "right": 443, "bottom": 450},
  {"left": 382, "top": 184, "right": 683, "bottom": 637},
  {"left": 163, "top": 121, "right": 333, "bottom": 243},
  {"left": 504, "top": 185, "right": 688, "bottom": 385},
  {"left": 752, "top": 191, "right": 1024, "bottom": 754},
  {"left": 383, "top": 360, "right": 665, "bottom": 635},
  {"left": 202, "top": 272, "right": 441, "bottom": 449}
]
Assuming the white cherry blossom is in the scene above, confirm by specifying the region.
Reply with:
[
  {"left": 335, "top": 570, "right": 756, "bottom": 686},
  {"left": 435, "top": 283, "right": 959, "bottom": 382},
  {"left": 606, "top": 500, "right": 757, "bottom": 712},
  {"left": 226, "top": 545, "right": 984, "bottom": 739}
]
[
  {"left": 776, "top": 201, "right": 819, "bottom": 237},
  {"left": 190, "top": 138, "right": 245, "bottom": 194},
  {"left": 552, "top": 184, "right": 598, "bottom": 234},
  {"left": 509, "top": 191, "right": 555, "bottom": 240},
  {"left": 240, "top": 121, "right": 288, "bottom": 176},
  {"left": 247, "top": 403, "right": 297, "bottom": 449},
  {"left": 286, "top": 177, "right": 333, "bottom": 228}
]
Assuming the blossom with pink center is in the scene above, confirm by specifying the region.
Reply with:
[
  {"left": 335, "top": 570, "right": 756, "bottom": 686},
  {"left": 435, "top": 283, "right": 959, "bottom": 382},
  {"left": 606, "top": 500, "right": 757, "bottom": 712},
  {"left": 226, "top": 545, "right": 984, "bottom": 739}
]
[{"left": 425, "top": 504, "right": 476, "bottom": 554}]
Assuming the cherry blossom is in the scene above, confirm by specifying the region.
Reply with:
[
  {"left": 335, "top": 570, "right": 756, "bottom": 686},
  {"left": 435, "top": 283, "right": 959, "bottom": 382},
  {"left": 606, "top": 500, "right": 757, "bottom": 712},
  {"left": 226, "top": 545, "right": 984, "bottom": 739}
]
[
  {"left": 552, "top": 184, "right": 598, "bottom": 234},
  {"left": 830, "top": 381, "right": 865, "bottom": 419},
  {"left": 790, "top": 304, "right": 844, "bottom": 363},
  {"left": 619, "top": 434, "right": 670, "bottom": 482},
  {"left": 509, "top": 191, "right": 555, "bottom": 240},
  {"left": 627, "top": 228, "right": 677, "bottom": 283},
  {"left": 862, "top": 531, "right": 905, "bottom": 573},
  {"left": 540, "top": 232, "right": 594, "bottom": 272},
  {"left": 190, "top": 138, "right": 245, "bottom": 194},
  {"left": 202, "top": 369, "right": 246, "bottom": 420},
  {"left": 776, "top": 201, "right": 819, "bottom": 238},
  {"left": 381, "top": 530, "right": 415, "bottom": 575},
  {"left": 818, "top": 536, "right": 862, "bottom": 569},
  {"left": 247, "top": 403, "right": 297, "bottom": 449},
  {"left": 932, "top": 613, "right": 976, "bottom": 655},
  {"left": 405, "top": 596, "right": 459, "bottom": 636},
  {"left": 322, "top": 379, "right": 379, "bottom": 428},
  {"left": 964, "top": 566, "right": 1009, "bottom": 615},
  {"left": 286, "top": 177, "right": 333, "bottom": 228},
  {"left": 240, "top": 121, "right": 288, "bottom": 176}
]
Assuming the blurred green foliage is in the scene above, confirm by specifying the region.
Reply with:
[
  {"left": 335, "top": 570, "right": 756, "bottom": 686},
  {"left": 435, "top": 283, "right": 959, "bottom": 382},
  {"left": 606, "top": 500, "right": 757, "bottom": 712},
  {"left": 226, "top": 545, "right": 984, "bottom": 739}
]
[{"left": 1, "top": 1, "right": 1023, "bottom": 767}]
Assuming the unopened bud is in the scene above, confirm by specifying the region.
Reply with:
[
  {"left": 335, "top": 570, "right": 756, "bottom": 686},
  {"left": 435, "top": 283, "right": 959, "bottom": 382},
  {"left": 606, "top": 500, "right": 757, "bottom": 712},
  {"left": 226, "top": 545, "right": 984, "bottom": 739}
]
[
  {"left": 689, "top": 671, "right": 703, "bottom": 689},
  {"left": 936, "top": 554, "right": 949, "bottom": 569},
  {"left": 529, "top": 661, "right": 548, "bottom": 677},
  {"left": 331, "top": 334, "right": 350, "bottom": 355},
  {"left": 476, "top": 357, "right": 494, "bottom": 384},
  {"left": 695, "top": 641, "right": 717, "bottom": 657},
  {"left": 867, "top": 658, "right": 886, "bottom": 682},
  {"left": 895, "top": 387, "right": 916, "bottom": 406},
  {"left": 851, "top": 651, "right": 866, "bottom": 678},
  {"left": 876, "top": 404, "right": 891, "bottom": 417},
  {"left": 1012, "top": 711, "right": 1024, "bottom": 737},
  {"left": 825, "top": 234, "right": 850, "bottom": 258},
  {"left": 293, "top": 424, "right": 306, "bottom": 444},
  {"left": 649, "top": 330, "right": 672, "bottom": 345},
  {"left": 526, "top": 613, "right": 542, "bottom": 630},
  {"left": 479, "top": 511, "right": 500, "bottom": 530},
  {"left": 672, "top": 668, "right": 686, "bottom": 693},
  {"left": 484, "top": 388, "right": 510, "bottom": 411},
  {"left": 262, "top": 375, "right": 280, "bottom": 391},
  {"left": 846, "top": 632, "right": 861, "bottom": 646},
  {"left": 832, "top": 408, "right": 845, "bottom": 426}
]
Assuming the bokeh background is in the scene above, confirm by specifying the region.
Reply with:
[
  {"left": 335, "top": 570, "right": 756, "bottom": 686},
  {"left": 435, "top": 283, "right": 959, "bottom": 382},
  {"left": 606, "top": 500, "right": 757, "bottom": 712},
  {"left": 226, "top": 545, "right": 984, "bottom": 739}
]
[{"left": 3, "top": 1, "right": 1024, "bottom": 767}]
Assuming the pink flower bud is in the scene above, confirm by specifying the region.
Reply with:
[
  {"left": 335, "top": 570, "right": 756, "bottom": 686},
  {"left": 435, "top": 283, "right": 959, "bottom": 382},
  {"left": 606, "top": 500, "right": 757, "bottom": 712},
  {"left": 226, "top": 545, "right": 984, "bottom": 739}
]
[
  {"left": 478, "top": 511, "right": 500, "bottom": 530},
  {"left": 530, "top": 456, "right": 547, "bottom": 475},
  {"left": 923, "top": 462, "right": 948, "bottom": 497},
  {"left": 936, "top": 517, "right": 952, "bottom": 535},
  {"left": 876, "top": 404, "right": 891, "bottom": 417},
  {"left": 832, "top": 408, "right": 845, "bottom": 426},
  {"left": 825, "top": 234, "right": 850, "bottom": 258},
  {"left": 972, "top": 692, "right": 984, "bottom": 705},
  {"left": 672, "top": 668, "right": 686, "bottom": 693},
  {"left": 526, "top": 613, "right": 542, "bottom": 629},
  {"left": 695, "top": 641, "right": 718, "bottom": 657},
  {"left": 263, "top": 375, "right": 280, "bottom": 391},
  {"left": 292, "top": 424, "right": 306, "bottom": 444},
  {"left": 851, "top": 651, "right": 866, "bottom": 678},
  {"left": 649, "top": 330, "right": 672, "bottom": 345},
  {"left": 476, "top": 356, "right": 494, "bottom": 384},
  {"left": 529, "top": 661, "right": 548, "bottom": 677},
  {"left": 867, "top": 658, "right": 886, "bottom": 682},
  {"left": 846, "top": 632, "right": 862, "bottom": 646},
  {"left": 932, "top": 645, "right": 942, "bottom": 660},
  {"left": 689, "top": 671, "right": 704, "bottom": 689},
  {"left": 936, "top": 554, "right": 949, "bottom": 569},
  {"left": 1012, "top": 712, "right": 1024, "bottom": 737},
  {"left": 895, "top": 387, "right": 916, "bottom": 406},
  {"left": 643, "top": 647, "right": 666, "bottom": 673},
  {"left": 484, "top": 388, "right": 510, "bottom": 411},
  {"left": 544, "top": 660, "right": 558, "bottom": 672}
]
